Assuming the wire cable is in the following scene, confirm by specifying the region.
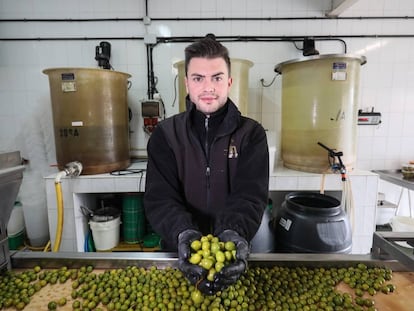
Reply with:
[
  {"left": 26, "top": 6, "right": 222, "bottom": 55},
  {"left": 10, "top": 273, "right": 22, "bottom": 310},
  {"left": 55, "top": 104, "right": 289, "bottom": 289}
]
[
  {"left": 172, "top": 74, "right": 178, "bottom": 107},
  {"left": 260, "top": 73, "right": 279, "bottom": 87}
]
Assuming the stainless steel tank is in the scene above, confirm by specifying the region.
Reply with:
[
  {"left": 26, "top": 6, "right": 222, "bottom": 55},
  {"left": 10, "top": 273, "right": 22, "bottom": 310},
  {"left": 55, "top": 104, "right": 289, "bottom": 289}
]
[
  {"left": 0, "top": 151, "right": 25, "bottom": 270},
  {"left": 174, "top": 58, "right": 253, "bottom": 115},
  {"left": 43, "top": 68, "right": 131, "bottom": 175},
  {"left": 275, "top": 54, "right": 366, "bottom": 173}
]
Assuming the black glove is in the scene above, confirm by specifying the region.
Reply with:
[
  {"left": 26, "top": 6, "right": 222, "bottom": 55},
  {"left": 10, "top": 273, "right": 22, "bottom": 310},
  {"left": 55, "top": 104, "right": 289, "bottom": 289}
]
[
  {"left": 177, "top": 229, "right": 216, "bottom": 295},
  {"left": 214, "top": 229, "right": 249, "bottom": 292}
]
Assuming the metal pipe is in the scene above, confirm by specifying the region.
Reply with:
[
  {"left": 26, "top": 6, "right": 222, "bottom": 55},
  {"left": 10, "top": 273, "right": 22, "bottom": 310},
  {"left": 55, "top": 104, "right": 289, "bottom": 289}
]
[
  {"left": 1, "top": 16, "right": 413, "bottom": 23},
  {"left": 2, "top": 34, "right": 414, "bottom": 42}
]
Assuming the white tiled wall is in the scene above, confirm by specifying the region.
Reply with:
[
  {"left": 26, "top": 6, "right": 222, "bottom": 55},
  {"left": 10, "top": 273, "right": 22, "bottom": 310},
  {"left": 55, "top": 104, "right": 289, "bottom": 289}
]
[
  {"left": 1, "top": 0, "right": 413, "bottom": 169},
  {"left": 1, "top": 1, "right": 414, "bottom": 248}
]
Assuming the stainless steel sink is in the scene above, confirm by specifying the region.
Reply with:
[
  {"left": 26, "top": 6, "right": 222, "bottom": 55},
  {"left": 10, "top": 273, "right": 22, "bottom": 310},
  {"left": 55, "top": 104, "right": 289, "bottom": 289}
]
[{"left": 0, "top": 151, "right": 25, "bottom": 270}]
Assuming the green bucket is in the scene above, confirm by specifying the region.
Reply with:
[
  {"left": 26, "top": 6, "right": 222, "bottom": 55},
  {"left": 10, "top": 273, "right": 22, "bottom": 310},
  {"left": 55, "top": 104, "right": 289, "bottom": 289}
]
[
  {"left": 8, "top": 230, "right": 25, "bottom": 250},
  {"left": 122, "top": 193, "right": 145, "bottom": 243}
]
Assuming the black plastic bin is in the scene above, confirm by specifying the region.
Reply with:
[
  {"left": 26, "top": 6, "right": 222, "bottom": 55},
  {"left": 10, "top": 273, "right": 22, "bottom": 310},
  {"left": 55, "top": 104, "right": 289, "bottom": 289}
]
[{"left": 272, "top": 192, "right": 352, "bottom": 253}]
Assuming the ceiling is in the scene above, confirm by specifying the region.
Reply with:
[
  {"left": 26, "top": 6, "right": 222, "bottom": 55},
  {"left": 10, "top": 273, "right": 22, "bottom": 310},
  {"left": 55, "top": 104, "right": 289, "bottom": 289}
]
[{"left": 326, "top": 0, "right": 360, "bottom": 17}]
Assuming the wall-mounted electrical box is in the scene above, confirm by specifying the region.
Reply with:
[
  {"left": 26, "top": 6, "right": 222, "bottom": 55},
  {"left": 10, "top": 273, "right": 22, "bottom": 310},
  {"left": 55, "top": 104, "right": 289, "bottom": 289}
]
[
  {"left": 358, "top": 109, "right": 381, "bottom": 125},
  {"left": 141, "top": 99, "right": 162, "bottom": 134}
]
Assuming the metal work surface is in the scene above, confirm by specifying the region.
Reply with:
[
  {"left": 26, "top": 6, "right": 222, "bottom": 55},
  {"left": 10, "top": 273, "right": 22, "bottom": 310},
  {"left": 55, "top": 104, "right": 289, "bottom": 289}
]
[
  {"left": 5, "top": 250, "right": 414, "bottom": 311},
  {"left": 372, "top": 231, "right": 414, "bottom": 271},
  {"left": 9, "top": 250, "right": 408, "bottom": 271},
  {"left": 373, "top": 169, "right": 414, "bottom": 191}
]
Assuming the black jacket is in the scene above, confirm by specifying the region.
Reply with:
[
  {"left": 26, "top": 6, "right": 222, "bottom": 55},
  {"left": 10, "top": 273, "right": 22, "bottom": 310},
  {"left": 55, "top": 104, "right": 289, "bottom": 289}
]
[{"left": 144, "top": 97, "right": 269, "bottom": 250}]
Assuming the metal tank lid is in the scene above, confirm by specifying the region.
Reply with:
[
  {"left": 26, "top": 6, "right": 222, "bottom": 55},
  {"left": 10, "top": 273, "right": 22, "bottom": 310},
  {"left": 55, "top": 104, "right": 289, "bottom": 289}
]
[{"left": 274, "top": 53, "right": 367, "bottom": 74}]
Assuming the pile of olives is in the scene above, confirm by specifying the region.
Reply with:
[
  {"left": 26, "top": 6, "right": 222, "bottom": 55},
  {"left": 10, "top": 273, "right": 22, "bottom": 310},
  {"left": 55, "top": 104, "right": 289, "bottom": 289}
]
[
  {"left": 189, "top": 234, "right": 237, "bottom": 281},
  {"left": 0, "top": 262, "right": 395, "bottom": 310}
]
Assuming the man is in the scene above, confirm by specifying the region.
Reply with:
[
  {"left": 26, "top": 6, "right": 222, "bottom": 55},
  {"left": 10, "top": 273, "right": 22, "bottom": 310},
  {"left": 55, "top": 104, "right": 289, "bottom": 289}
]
[{"left": 144, "top": 35, "right": 269, "bottom": 294}]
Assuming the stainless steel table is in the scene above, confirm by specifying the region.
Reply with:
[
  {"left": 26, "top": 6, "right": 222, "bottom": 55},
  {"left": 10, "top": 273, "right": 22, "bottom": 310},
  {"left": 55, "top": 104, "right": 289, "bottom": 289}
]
[
  {"left": 372, "top": 169, "right": 414, "bottom": 191},
  {"left": 373, "top": 169, "right": 413, "bottom": 216}
]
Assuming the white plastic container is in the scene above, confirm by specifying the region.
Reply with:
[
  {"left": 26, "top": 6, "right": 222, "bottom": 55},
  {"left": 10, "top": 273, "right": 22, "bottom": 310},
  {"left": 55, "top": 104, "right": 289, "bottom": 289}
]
[
  {"left": 22, "top": 198, "right": 50, "bottom": 247},
  {"left": 7, "top": 202, "right": 25, "bottom": 236},
  {"left": 89, "top": 217, "right": 121, "bottom": 251}
]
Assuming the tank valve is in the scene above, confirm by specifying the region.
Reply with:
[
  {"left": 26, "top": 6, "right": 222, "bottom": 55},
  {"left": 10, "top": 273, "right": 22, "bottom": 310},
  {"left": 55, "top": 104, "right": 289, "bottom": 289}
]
[
  {"left": 63, "top": 161, "right": 83, "bottom": 177},
  {"left": 317, "top": 142, "right": 346, "bottom": 181}
]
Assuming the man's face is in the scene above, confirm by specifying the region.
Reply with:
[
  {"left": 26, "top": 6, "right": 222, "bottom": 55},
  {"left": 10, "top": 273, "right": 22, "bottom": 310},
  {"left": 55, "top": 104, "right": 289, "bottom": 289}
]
[{"left": 185, "top": 57, "right": 232, "bottom": 115}]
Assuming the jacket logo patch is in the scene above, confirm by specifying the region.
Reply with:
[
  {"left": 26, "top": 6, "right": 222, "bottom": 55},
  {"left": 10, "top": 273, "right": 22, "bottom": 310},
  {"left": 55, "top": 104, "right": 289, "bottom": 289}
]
[{"left": 228, "top": 143, "right": 238, "bottom": 159}]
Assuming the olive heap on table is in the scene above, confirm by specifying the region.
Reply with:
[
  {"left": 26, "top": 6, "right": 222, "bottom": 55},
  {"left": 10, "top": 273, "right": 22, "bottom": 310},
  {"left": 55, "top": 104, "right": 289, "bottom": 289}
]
[{"left": 0, "top": 259, "right": 396, "bottom": 310}]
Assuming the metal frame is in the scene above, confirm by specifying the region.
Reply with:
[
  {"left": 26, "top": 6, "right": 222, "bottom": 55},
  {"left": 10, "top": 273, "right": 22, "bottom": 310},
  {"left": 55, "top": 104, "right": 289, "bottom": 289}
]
[
  {"left": 7, "top": 249, "right": 409, "bottom": 272},
  {"left": 372, "top": 231, "right": 414, "bottom": 271}
]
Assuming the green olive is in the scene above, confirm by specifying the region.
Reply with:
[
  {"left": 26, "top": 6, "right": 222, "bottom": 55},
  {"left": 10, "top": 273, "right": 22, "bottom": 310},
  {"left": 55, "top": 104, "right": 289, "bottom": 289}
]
[
  {"left": 224, "top": 241, "right": 236, "bottom": 251},
  {"left": 207, "top": 268, "right": 216, "bottom": 282},
  {"left": 210, "top": 242, "right": 221, "bottom": 254},
  {"left": 47, "top": 300, "right": 57, "bottom": 310},
  {"left": 190, "top": 240, "right": 201, "bottom": 251},
  {"left": 215, "top": 250, "right": 225, "bottom": 263},
  {"left": 191, "top": 290, "right": 204, "bottom": 304},
  {"left": 200, "top": 258, "right": 214, "bottom": 270},
  {"left": 215, "top": 261, "right": 225, "bottom": 273},
  {"left": 189, "top": 253, "right": 202, "bottom": 265}
]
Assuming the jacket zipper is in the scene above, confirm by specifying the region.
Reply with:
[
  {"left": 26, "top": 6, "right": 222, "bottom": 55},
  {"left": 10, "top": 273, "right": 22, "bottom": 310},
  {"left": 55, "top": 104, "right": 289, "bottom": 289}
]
[
  {"left": 204, "top": 115, "right": 211, "bottom": 189},
  {"left": 204, "top": 115, "right": 212, "bottom": 225}
]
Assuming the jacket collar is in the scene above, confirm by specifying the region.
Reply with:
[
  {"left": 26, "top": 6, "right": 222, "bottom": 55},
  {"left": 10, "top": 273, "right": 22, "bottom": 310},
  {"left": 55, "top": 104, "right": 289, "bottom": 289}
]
[{"left": 185, "top": 95, "right": 241, "bottom": 136}]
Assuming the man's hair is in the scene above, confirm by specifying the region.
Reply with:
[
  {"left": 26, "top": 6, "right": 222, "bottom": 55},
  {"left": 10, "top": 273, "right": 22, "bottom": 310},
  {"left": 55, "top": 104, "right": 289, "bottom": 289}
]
[{"left": 184, "top": 35, "right": 231, "bottom": 76}]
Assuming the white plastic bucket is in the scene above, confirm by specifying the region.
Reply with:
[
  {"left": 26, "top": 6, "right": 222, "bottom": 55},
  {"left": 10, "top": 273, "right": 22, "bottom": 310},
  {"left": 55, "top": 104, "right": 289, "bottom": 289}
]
[{"left": 89, "top": 217, "right": 121, "bottom": 251}]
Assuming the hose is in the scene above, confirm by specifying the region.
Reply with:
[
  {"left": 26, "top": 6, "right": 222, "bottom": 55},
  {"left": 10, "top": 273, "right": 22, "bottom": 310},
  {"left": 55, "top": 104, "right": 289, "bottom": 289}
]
[
  {"left": 320, "top": 174, "right": 326, "bottom": 194},
  {"left": 43, "top": 240, "right": 51, "bottom": 252},
  {"left": 53, "top": 171, "right": 67, "bottom": 252},
  {"left": 52, "top": 162, "right": 83, "bottom": 252},
  {"left": 320, "top": 172, "right": 354, "bottom": 233},
  {"left": 342, "top": 178, "right": 355, "bottom": 233}
]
